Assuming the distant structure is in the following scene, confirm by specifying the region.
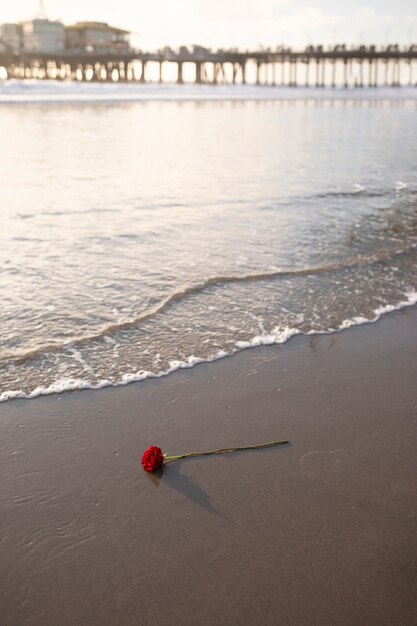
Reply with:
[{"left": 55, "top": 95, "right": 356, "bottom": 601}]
[
  {"left": 65, "top": 22, "right": 130, "bottom": 54},
  {"left": 0, "top": 2, "right": 415, "bottom": 87},
  {"left": 0, "top": 10, "right": 415, "bottom": 87},
  {"left": 37, "top": 0, "right": 47, "bottom": 19},
  {"left": 0, "top": 18, "right": 130, "bottom": 56},
  {"left": 0, "top": 23, "right": 23, "bottom": 53},
  {"left": 1, "top": 44, "right": 415, "bottom": 87},
  {"left": 21, "top": 18, "right": 65, "bottom": 53},
  {"left": 0, "top": 1, "right": 66, "bottom": 53}
]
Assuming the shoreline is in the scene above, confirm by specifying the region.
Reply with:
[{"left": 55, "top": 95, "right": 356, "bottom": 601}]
[
  {"left": 2, "top": 292, "right": 417, "bottom": 404},
  {"left": 1, "top": 82, "right": 417, "bottom": 106},
  {"left": 1, "top": 305, "right": 417, "bottom": 625}
]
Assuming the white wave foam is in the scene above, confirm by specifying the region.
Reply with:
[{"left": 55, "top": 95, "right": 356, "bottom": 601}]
[
  {"left": 235, "top": 326, "right": 300, "bottom": 349},
  {"left": 373, "top": 290, "right": 417, "bottom": 317},
  {"left": 339, "top": 290, "right": 417, "bottom": 330},
  {"left": 338, "top": 316, "right": 370, "bottom": 329},
  {"left": 1, "top": 293, "right": 416, "bottom": 404},
  {"left": 1, "top": 81, "right": 417, "bottom": 104},
  {"left": 0, "top": 349, "right": 230, "bottom": 403}
]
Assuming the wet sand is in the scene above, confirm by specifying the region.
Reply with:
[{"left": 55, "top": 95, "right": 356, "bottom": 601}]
[{"left": 1, "top": 306, "right": 417, "bottom": 626}]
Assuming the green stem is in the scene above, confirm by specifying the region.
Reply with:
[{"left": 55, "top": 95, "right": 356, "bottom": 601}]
[{"left": 163, "top": 440, "right": 289, "bottom": 464}]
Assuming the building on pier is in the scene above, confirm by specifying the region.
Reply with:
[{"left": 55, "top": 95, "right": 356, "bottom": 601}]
[
  {"left": 65, "top": 22, "right": 131, "bottom": 54},
  {"left": 0, "top": 19, "right": 65, "bottom": 53},
  {"left": 21, "top": 18, "right": 65, "bottom": 53},
  {"left": 0, "top": 23, "right": 23, "bottom": 53}
]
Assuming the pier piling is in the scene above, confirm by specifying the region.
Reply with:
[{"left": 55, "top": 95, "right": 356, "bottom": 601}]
[{"left": 0, "top": 45, "right": 415, "bottom": 88}]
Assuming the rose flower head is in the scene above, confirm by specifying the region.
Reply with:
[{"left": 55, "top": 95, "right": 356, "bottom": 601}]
[{"left": 141, "top": 446, "right": 164, "bottom": 472}]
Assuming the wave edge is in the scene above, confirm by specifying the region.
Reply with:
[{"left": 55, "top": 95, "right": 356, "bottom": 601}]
[{"left": 1, "top": 291, "right": 416, "bottom": 404}]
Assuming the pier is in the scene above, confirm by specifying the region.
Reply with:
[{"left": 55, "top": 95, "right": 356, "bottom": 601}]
[{"left": 0, "top": 45, "right": 416, "bottom": 87}]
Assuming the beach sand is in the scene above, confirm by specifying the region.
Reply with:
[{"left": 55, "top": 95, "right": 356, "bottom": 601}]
[{"left": 1, "top": 306, "right": 416, "bottom": 626}]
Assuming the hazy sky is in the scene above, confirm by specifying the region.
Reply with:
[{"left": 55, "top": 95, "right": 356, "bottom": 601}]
[{"left": 3, "top": 1, "right": 417, "bottom": 49}]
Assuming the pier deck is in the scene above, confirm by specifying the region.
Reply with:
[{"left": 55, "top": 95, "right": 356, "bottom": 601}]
[{"left": 0, "top": 45, "right": 416, "bottom": 87}]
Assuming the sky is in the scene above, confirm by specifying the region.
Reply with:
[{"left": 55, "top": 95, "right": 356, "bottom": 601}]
[{"left": 2, "top": 1, "right": 417, "bottom": 50}]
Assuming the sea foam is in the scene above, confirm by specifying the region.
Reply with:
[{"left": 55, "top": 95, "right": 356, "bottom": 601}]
[{"left": 1, "top": 293, "right": 416, "bottom": 404}]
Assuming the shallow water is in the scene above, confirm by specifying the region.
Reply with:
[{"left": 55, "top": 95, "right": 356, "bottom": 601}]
[{"left": 1, "top": 83, "right": 416, "bottom": 400}]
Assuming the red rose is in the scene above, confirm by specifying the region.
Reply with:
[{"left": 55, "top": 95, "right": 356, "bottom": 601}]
[{"left": 141, "top": 446, "right": 164, "bottom": 472}]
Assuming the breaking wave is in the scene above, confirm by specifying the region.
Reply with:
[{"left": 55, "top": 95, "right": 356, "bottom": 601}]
[
  {"left": 1, "top": 290, "right": 416, "bottom": 403},
  {"left": 2, "top": 242, "right": 415, "bottom": 370}
]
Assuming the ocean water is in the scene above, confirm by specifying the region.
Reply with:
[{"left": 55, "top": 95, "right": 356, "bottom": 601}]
[{"left": 0, "top": 82, "right": 416, "bottom": 401}]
